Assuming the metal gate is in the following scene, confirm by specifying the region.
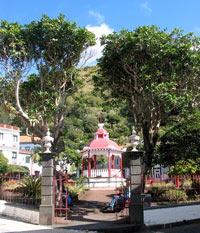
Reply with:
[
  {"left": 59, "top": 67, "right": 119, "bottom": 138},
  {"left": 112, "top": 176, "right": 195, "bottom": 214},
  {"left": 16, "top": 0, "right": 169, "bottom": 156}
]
[{"left": 53, "top": 170, "right": 69, "bottom": 224}]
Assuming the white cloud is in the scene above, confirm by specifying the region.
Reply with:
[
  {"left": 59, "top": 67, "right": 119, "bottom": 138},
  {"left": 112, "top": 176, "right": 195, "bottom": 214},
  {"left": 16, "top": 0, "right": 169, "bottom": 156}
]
[
  {"left": 141, "top": 2, "right": 152, "bottom": 16},
  {"left": 194, "top": 27, "right": 200, "bottom": 34},
  {"left": 79, "top": 24, "right": 114, "bottom": 67},
  {"left": 89, "top": 10, "right": 105, "bottom": 24}
]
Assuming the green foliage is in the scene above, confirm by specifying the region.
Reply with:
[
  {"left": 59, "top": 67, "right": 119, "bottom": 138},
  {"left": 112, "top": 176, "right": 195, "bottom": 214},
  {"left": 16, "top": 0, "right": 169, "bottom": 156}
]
[
  {"left": 97, "top": 25, "right": 200, "bottom": 169},
  {"left": 161, "top": 189, "right": 188, "bottom": 203},
  {"left": 150, "top": 181, "right": 176, "bottom": 190},
  {"left": 182, "top": 179, "right": 192, "bottom": 189},
  {"left": 158, "top": 113, "right": 200, "bottom": 168},
  {"left": 97, "top": 157, "right": 107, "bottom": 167},
  {"left": 0, "top": 152, "right": 8, "bottom": 174},
  {"left": 0, "top": 15, "right": 96, "bottom": 152},
  {"left": 74, "top": 174, "right": 89, "bottom": 186},
  {"left": 192, "top": 179, "right": 200, "bottom": 193},
  {"left": 60, "top": 66, "right": 133, "bottom": 166},
  {"left": 67, "top": 175, "right": 89, "bottom": 201},
  {"left": 168, "top": 159, "right": 200, "bottom": 175},
  {"left": 63, "top": 147, "right": 81, "bottom": 168},
  {"left": 7, "top": 164, "right": 29, "bottom": 174},
  {"left": 19, "top": 176, "right": 41, "bottom": 198}
]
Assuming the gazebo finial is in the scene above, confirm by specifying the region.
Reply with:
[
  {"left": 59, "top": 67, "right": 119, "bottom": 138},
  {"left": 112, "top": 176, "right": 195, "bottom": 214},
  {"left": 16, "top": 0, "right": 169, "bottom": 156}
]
[{"left": 100, "top": 115, "right": 102, "bottom": 123}]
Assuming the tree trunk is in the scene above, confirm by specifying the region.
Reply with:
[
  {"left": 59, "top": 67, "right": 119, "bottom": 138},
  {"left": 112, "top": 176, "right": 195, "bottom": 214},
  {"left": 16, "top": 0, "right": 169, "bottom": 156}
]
[{"left": 142, "top": 122, "right": 159, "bottom": 171}]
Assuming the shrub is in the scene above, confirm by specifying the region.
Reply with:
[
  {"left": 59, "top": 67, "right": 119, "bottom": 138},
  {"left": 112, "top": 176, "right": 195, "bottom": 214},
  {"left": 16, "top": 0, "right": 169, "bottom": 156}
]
[
  {"left": 67, "top": 175, "right": 89, "bottom": 202},
  {"left": 74, "top": 174, "right": 89, "bottom": 187},
  {"left": 182, "top": 179, "right": 192, "bottom": 189},
  {"left": 17, "top": 176, "right": 41, "bottom": 198},
  {"left": 192, "top": 178, "right": 200, "bottom": 193},
  {"left": 161, "top": 189, "right": 188, "bottom": 203},
  {"left": 148, "top": 182, "right": 176, "bottom": 201}
]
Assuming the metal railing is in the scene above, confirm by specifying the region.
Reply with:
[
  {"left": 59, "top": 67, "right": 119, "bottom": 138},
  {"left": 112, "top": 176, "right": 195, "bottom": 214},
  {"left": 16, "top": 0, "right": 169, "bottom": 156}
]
[{"left": 0, "top": 174, "right": 41, "bottom": 207}]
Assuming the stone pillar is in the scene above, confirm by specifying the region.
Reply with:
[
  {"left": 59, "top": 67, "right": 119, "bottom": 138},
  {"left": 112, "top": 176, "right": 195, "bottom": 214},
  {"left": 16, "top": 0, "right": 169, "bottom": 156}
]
[
  {"left": 128, "top": 151, "right": 144, "bottom": 226},
  {"left": 39, "top": 152, "right": 56, "bottom": 225}
]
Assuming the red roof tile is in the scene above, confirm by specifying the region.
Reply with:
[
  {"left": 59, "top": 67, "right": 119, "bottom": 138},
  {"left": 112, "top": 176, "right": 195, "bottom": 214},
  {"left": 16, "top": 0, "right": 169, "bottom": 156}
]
[{"left": 20, "top": 135, "right": 41, "bottom": 143}]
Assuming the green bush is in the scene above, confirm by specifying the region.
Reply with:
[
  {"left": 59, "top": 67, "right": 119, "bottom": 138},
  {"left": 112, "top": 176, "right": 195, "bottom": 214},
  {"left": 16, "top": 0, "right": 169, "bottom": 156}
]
[
  {"left": 192, "top": 178, "right": 200, "bottom": 193},
  {"left": 182, "top": 179, "right": 192, "bottom": 189},
  {"left": 161, "top": 189, "right": 188, "bottom": 203},
  {"left": 67, "top": 175, "right": 89, "bottom": 202},
  {"left": 74, "top": 174, "right": 89, "bottom": 187},
  {"left": 17, "top": 176, "right": 41, "bottom": 198},
  {"left": 149, "top": 182, "right": 176, "bottom": 201},
  {"left": 67, "top": 185, "right": 87, "bottom": 198}
]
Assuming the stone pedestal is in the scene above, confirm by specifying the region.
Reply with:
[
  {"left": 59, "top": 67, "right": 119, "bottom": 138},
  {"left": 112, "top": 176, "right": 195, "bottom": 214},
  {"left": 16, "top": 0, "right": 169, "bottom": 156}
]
[
  {"left": 39, "top": 152, "right": 56, "bottom": 225},
  {"left": 128, "top": 151, "right": 144, "bottom": 226}
]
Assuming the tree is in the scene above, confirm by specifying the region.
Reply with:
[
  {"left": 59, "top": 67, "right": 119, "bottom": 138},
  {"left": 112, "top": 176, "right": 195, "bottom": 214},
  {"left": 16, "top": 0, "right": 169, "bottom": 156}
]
[
  {"left": 167, "top": 159, "right": 200, "bottom": 175},
  {"left": 157, "top": 112, "right": 200, "bottom": 166},
  {"left": 0, "top": 15, "right": 96, "bottom": 152},
  {"left": 0, "top": 152, "right": 8, "bottom": 173},
  {"left": 97, "top": 25, "right": 200, "bottom": 169}
]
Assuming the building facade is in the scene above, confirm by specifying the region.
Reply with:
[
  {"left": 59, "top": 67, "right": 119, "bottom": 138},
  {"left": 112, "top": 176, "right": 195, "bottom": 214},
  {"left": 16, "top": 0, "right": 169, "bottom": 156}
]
[
  {"left": 0, "top": 124, "right": 20, "bottom": 165},
  {"left": 19, "top": 135, "right": 42, "bottom": 175},
  {"left": 0, "top": 124, "right": 42, "bottom": 175}
]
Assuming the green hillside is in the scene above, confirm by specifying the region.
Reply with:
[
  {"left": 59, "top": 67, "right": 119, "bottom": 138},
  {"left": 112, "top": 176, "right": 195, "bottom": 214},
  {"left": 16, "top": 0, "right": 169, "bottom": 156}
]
[{"left": 61, "top": 65, "right": 133, "bottom": 166}]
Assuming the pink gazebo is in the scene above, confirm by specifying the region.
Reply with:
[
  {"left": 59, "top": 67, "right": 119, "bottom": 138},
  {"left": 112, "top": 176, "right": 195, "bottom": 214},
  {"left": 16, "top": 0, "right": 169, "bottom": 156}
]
[{"left": 81, "top": 123, "right": 123, "bottom": 179}]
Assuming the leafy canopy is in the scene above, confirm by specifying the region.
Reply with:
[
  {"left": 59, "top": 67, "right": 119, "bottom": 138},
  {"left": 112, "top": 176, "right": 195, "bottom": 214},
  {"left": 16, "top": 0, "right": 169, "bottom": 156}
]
[
  {"left": 158, "top": 112, "right": 200, "bottom": 166},
  {"left": 97, "top": 25, "right": 200, "bottom": 169},
  {"left": 0, "top": 15, "right": 96, "bottom": 153}
]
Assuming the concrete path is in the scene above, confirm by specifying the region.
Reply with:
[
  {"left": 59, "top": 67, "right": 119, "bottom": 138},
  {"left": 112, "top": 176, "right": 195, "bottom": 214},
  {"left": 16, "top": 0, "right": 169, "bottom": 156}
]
[
  {"left": 0, "top": 215, "right": 51, "bottom": 233},
  {"left": 0, "top": 216, "right": 98, "bottom": 233}
]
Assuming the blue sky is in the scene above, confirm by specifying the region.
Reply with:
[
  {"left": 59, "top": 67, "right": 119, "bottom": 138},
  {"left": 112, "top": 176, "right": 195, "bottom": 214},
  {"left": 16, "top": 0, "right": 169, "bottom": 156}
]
[{"left": 1, "top": 0, "right": 200, "bottom": 65}]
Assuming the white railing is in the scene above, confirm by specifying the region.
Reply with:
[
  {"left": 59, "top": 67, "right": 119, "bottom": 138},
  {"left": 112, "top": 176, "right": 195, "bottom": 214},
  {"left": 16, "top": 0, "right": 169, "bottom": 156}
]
[
  {"left": 111, "top": 169, "right": 121, "bottom": 177},
  {"left": 83, "top": 168, "right": 121, "bottom": 178}
]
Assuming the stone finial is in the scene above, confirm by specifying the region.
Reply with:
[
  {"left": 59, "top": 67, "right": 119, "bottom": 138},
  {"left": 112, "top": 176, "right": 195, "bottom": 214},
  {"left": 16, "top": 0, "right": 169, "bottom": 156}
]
[
  {"left": 42, "top": 128, "right": 54, "bottom": 153},
  {"left": 129, "top": 127, "right": 140, "bottom": 151}
]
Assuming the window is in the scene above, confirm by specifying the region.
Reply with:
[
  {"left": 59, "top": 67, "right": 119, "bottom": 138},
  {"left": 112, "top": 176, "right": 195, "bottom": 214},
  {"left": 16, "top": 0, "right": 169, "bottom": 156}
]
[
  {"left": 116, "top": 158, "right": 119, "bottom": 165},
  {"left": 0, "top": 133, "right": 3, "bottom": 140},
  {"left": 12, "top": 152, "right": 17, "bottom": 159},
  {"left": 25, "top": 156, "right": 30, "bottom": 163},
  {"left": 25, "top": 147, "right": 30, "bottom": 151},
  {"left": 13, "top": 135, "right": 18, "bottom": 142}
]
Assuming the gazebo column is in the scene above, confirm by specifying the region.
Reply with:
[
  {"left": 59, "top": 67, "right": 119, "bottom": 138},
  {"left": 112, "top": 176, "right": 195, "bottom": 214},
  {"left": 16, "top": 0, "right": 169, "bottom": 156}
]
[
  {"left": 82, "top": 158, "right": 84, "bottom": 173},
  {"left": 88, "top": 151, "right": 91, "bottom": 177},
  {"left": 112, "top": 155, "right": 114, "bottom": 169},
  {"left": 94, "top": 155, "right": 97, "bottom": 169},
  {"left": 120, "top": 156, "right": 123, "bottom": 177},
  {"left": 108, "top": 150, "right": 111, "bottom": 177}
]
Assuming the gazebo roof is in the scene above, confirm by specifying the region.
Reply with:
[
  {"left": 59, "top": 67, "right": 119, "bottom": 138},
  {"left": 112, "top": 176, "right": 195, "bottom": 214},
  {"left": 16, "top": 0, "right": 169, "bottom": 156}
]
[{"left": 82, "top": 123, "right": 122, "bottom": 152}]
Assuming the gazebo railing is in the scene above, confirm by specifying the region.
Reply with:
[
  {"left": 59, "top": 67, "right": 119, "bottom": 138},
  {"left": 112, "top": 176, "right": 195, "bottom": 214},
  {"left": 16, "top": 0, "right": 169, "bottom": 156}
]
[{"left": 83, "top": 168, "right": 121, "bottom": 178}]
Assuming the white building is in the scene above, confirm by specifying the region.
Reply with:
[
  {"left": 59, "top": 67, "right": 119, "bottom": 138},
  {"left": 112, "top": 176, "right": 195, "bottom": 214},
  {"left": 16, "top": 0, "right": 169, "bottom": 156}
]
[
  {"left": 0, "top": 124, "right": 20, "bottom": 165},
  {"left": 19, "top": 135, "right": 42, "bottom": 176},
  {"left": 0, "top": 123, "right": 42, "bottom": 176}
]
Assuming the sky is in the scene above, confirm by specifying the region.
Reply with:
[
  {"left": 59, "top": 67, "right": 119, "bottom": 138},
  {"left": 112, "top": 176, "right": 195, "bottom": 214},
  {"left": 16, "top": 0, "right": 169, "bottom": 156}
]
[{"left": 1, "top": 0, "right": 200, "bottom": 66}]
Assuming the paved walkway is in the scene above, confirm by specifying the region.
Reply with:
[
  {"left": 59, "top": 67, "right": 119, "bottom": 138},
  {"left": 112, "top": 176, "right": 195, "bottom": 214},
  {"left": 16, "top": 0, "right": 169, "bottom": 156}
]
[
  {"left": 0, "top": 189, "right": 200, "bottom": 232},
  {"left": 0, "top": 216, "right": 51, "bottom": 233}
]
